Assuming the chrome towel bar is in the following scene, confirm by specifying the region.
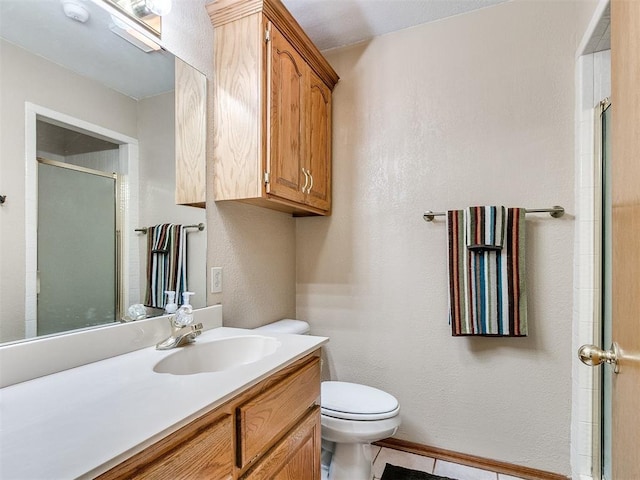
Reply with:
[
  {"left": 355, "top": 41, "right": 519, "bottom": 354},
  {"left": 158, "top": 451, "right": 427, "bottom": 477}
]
[{"left": 422, "top": 206, "right": 564, "bottom": 222}]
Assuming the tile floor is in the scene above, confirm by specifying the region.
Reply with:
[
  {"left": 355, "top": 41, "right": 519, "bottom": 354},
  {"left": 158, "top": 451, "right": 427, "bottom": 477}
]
[{"left": 372, "top": 447, "right": 528, "bottom": 480}]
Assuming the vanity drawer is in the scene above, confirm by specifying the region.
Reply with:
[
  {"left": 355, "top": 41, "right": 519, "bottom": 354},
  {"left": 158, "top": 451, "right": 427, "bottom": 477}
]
[
  {"left": 98, "top": 411, "right": 233, "bottom": 480},
  {"left": 237, "top": 356, "right": 321, "bottom": 468}
]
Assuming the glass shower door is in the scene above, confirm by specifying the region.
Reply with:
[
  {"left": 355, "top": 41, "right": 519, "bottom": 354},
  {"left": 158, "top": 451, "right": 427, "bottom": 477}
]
[{"left": 37, "top": 160, "right": 117, "bottom": 335}]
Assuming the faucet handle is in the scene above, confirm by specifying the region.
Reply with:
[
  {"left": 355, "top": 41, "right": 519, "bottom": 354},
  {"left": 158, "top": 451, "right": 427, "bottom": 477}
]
[{"left": 174, "top": 305, "right": 193, "bottom": 327}]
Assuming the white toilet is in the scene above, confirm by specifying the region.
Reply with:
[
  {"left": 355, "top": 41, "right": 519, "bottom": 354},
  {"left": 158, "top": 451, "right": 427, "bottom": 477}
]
[{"left": 254, "top": 319, "right": 401, "bottom": 480}]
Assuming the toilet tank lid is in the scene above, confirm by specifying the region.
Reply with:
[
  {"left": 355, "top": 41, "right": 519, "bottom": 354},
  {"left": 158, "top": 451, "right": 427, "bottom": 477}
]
[
  {"left": 321, "top": 381, "right": 399, "bottom": 416},
  {"left": 253, "top": 319, "right": 310, "bottom": 334}
]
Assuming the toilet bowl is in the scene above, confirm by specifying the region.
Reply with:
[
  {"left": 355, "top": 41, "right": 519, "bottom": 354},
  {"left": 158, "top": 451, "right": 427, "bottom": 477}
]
[
  {"left": 254, "top": 319, "right": 401, "bottom": 480},
  {"left": 321, "top": 380, "right": 401, "bottom": 480}
]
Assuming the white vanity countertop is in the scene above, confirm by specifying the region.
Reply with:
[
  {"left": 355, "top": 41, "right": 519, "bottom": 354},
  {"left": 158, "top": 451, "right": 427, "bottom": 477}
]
[{"left": 0, "top": 327, "right": 328, "bottom": 479}]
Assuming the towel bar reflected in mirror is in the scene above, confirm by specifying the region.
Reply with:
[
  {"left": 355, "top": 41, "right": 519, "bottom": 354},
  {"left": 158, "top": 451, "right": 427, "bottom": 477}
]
[{"left": 135, "top": 223, "right": 206, "bottom": 234}]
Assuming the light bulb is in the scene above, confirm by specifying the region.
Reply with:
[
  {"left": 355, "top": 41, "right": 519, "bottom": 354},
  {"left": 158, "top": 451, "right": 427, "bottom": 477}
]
[{"left": 145, "top": 0, "right": 171, "bottom": 16}]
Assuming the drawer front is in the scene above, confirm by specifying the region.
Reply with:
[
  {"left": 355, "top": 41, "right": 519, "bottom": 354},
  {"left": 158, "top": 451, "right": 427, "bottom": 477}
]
[
  {"left": 137, "top": 414, "right": 233, "bottom": 479},
  {"left": 237, "top": 357, "right": 320, "bottom": 468},
  {"left": 98, "top": 413, "right": 233, "bottom": 480}
]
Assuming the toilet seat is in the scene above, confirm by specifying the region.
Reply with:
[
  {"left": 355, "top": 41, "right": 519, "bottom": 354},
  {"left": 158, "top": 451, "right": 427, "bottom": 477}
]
[{"left": 321, "top": 381, "right": 400, "bottom": 421}]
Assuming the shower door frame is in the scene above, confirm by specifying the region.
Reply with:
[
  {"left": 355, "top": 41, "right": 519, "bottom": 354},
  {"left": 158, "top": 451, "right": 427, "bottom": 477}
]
[
  {"left": 590, "top": 97, "right": 612, "bottom": 480},
  {"left": 36, "top": 156, "right": 121, "bottom": 331}
]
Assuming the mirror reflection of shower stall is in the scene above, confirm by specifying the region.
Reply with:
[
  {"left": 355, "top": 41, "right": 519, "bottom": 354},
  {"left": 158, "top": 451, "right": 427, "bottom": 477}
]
[{"left": 36, "top": 120, "right": 121, "bottom": 335}]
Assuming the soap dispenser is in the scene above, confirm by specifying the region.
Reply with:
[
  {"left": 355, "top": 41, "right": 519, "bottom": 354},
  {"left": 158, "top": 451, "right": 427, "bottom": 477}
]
[
  {"left": 175, "top": 291, "right": 194, "bottom": 326},
  {"left": 164, "top": 291, "right": 177, "bottom": 314}
]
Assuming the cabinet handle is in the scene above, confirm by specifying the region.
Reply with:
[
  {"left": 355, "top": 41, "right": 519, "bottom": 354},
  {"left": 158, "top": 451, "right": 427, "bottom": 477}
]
[
  {"left": 307, "top": 171, "right": 313, "bottom": 194},
  {"left": 302, "top": 168, "right": 309, "bottom": 193}
]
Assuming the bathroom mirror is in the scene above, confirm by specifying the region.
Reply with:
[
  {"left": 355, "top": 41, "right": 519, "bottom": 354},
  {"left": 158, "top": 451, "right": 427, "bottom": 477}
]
[{"left": 0, "top": 0, "right": 207, "bottom": 345}]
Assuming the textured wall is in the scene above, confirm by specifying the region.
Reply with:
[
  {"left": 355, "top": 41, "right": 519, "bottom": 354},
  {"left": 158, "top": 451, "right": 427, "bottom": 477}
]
[
  {"left": 296, "top": 0, "right": 594, "bottom": 474},
  {"left": 162, "top": 1, "right": 296, "bottom": 327}
]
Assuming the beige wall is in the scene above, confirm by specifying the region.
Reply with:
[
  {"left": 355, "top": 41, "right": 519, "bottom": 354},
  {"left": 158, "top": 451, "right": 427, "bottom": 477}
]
[
  {"left": 163, "top": 1, "right": 297, "bottom": 326},
  {"left": 296, "top": 0, "right": 595, "bottom": 475}
]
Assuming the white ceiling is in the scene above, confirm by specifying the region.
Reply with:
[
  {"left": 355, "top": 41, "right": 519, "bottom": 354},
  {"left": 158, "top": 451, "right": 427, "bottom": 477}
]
[
  {"left": 282, "top": 0, "right": 508, "bottom": 51},
  {"left": 0, "top": 0, "right": 508, "bottom": 100}
]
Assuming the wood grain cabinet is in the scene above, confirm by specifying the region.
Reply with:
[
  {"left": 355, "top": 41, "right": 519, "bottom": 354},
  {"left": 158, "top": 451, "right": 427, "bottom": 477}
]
[
  {"left": 97, "top": 409, "right": 234, "bottom": 480},
  {"left": 207, "top": 0, "right": 338, "bottom": 216},
  {"left": 98, "top": 351, "right": 321, "bottom": 480},
  {"left": 242, "top": 407, "right": 321, "bottom": 480},
  {"left": 175, "top": 58, "right": 207, "bottom": 208}
]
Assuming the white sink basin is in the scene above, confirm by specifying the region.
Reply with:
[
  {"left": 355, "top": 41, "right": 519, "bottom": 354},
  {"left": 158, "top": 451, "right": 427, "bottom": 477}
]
[{"left": 153, "top": 335, "right": 281, "bottom": 375}]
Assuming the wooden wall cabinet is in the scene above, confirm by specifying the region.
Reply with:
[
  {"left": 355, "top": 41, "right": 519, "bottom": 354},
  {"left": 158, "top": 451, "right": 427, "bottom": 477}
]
[
  {"left": 208, "top": 0, "right": 338, "bottom": 216},
  {"left": 98, "top": 351, "right": 321, "bottom": 480}
]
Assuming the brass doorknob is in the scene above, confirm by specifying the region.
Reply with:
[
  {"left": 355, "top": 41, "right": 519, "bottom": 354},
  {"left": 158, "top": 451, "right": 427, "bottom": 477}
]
[{"left": 578, "top": 343, "right": 620, "bottom": 373}]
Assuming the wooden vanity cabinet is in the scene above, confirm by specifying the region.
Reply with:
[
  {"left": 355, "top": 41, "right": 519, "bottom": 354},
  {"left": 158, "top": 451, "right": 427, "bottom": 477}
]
[
  {"left": 207, "top": 0, "right": 338, "bottom": 216},
  {"left": 97, "top": 351, "right": 321, "bottom": 480}
]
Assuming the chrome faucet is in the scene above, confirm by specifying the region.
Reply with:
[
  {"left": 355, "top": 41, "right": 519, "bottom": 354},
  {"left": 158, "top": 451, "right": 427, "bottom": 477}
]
[{"left": 156, "top": 317, "right": 203, "bottom": 350}]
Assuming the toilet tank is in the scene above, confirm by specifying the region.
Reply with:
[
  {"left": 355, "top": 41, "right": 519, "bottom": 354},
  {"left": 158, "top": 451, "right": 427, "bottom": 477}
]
[{"left": 253, "top": 319, "right": 310, "bottom": 335}]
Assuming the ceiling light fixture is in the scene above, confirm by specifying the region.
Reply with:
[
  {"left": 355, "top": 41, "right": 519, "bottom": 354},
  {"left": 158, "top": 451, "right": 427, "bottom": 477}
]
[{"left": 61, "top": 0, "right": 90, "bottom": 23}]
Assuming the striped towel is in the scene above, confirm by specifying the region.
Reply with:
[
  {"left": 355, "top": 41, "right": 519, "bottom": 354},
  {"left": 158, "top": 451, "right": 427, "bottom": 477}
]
[
  {"left": 465, "top": 206, "right": 506, "bottom": 251},
  {"left": 447, "top": 207, "right": 527, "bottom": 336},
  {"left": 145, "top": 224, "right": 188, "bottom": 308}
]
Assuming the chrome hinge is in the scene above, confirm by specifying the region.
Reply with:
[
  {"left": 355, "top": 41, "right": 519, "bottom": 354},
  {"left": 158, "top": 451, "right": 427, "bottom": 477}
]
[
  {"left": 264, "top": 171, "right": 270, "bottom": 184},
  {"left": 265, "top": 28, "right": 270, "bottom": 43}
]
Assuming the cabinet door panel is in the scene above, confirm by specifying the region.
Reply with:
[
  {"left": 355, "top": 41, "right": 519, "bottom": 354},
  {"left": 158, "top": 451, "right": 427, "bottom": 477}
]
[
  {"left": 305, "top": 70, "right": 332, "bottom": 212},
  {"left": 272, "top": 432, "right": 316, "bottom": 480},
  {"left": 242, "top": 407, "right": 321, "bottom": 480},
  {"left": 237, "top": 357, "right": 320, "bottom": 468},
  {"left": 268, "top": 25, "right": 306, "bottom": 204},
  {"left": 175, "top": 57, "right": 207, "bottom": 207}
]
